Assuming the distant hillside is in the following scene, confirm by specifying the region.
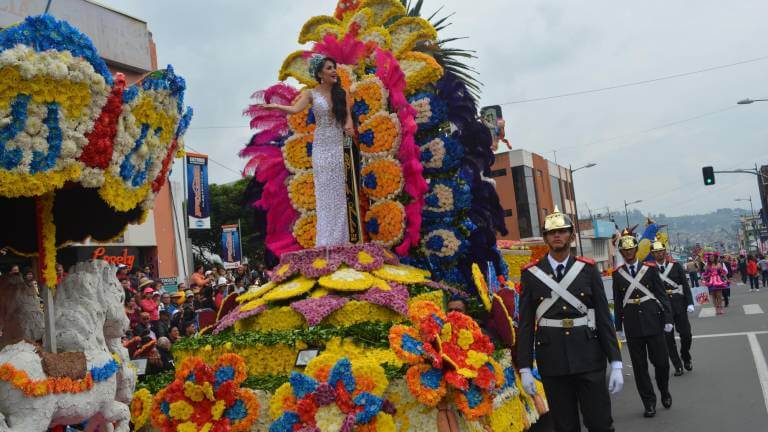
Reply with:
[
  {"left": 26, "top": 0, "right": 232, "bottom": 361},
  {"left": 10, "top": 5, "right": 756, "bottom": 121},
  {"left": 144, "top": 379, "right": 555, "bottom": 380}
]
[{"left": 589, "top": 208, "right": 752, "bottom": 251}]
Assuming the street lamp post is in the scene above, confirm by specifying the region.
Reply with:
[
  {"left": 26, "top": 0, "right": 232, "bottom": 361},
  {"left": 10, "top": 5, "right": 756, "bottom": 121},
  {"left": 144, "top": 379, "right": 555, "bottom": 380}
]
[
  {"left": 569, "top": 163, "right": 597, "bottom": 256},
  {"left": 624, "top": 199, "right": 643, "bottom": 228},
  {"left": 735, "top": 197, "right": 758, "bottom": 253}
]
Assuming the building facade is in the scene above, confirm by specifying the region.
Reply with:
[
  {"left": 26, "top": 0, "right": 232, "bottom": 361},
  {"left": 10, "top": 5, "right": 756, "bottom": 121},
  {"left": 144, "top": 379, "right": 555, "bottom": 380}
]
[
  {"left": 0, "top": 0, "right": 182, "bottom": 280},
  {"left": 490, "top": 149, "right": 576, "bottom": 240}
]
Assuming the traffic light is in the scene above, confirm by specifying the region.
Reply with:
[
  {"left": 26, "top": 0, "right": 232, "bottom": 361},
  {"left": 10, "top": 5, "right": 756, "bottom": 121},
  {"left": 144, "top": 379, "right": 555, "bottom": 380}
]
[{"left": 702, "top": 166, "right": 715, "bottom": 186}]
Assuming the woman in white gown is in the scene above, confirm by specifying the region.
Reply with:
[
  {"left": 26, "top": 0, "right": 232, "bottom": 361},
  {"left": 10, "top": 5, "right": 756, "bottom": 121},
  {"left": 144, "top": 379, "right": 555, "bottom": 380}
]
[{"left": 261, "top": 55, "right": 353, "bottom": 247}]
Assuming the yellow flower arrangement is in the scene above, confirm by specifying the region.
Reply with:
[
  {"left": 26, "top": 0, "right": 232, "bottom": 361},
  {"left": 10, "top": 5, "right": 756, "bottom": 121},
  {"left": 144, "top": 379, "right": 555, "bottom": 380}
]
[
  {"left": 488, "top": 397, "right": 526, "bottom": 432},
  {"left": 324, "top": 300, "right": 404, "bottom": 326},
  {"left": 270, "top": 382, "right": 296, "bottom": 420},
  {"left": 398, "top": 51, "right": 444, "bottom": 94},
  {"left": 387, "top": 16, "right": 438, "bottom": 56},
  {"left": 235, "top": 306, "right": 307, "bottom": 332},
  {"left": 318, "top": 267, "right": 375, "bottom": 291},
  {"left": 337, "top": 64, "right": 355, "bottom": 91},
  {"left": 282, "top": 133, "right": 314, "bottom": 173},
  {"left": 0, "top": 163, "right": 82, "bottom": 198},
  {"left": 472, "top": 263, "right": 492, "bottom": 312},
  {"left": 350, "top": 76, "right": 388, "bottom": 124},
  {"left": 262, "top": 276, "right": 316, "bottom": 301},
  {"left": 287, "top": 105, "right": 316, "bottom": 136},
  {"left": 314, "top": 405, "right": 346, "bottom": 431},
  {"left": 236, "top": 282, "right": 277, "bottom": 303},
  {"left": 36, "top": 192, "right": 58, "bottom": 288},
  {"left": 298, "top": 15, "right": 342, "bottom": 43},
  {"left": 500, "top": 249, "right": 533, "bottom": 282},
  {"left": 292, "top": 212, "right": 317, "bottom": 248},
  {"left": 239, "top": 298, "right": 266, "bottom": 313},
  {"left": 175, "top": 342, "right": 309, "bottom": 377},
  {"left": 98, "top": 172, "right": 151, "bottom": 212},
  {"left": 169, "top": 400, "right": 194, "bottom": 421},
  {"left": 384, "top": 378, "right": 438, "bottom": 431},
  {"left": 316, "top": 337, "right": 403, "bottom": 370},
  {"left": 287, "top": 171, "right": 316, "bottom": 212},
  {"left": 359, "top": 0, "right": 407, "bottom": 26},
  {"left": 364, "top": 200, "right": 405, "bottom": 246},
  {"left": 360, "top": 158, "right": 403, "bottom": 201},
  {"left": 130, "top": 388, "right": 153, "bottom": 430},
  {"left": 373, "top": 263, "right": 429, "bottom": 284},
  {"left": 360, "top": 26, "right": 392, "bottom": 49},
  {"left": 357, "top": 112, "right": 401, "bottom": 157},
  {"left": 278, "top": 51, "right": 316, "bottom": 87}
]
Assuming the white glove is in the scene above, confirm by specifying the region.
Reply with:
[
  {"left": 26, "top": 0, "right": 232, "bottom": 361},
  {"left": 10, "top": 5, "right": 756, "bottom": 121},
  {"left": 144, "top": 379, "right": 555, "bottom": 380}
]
[
  {"left": 519, "top": 368, "right": 537, "bottom": 396},
  {"left": 616, "top": 330, "right": 625, "bottom": 340},
  {"left": 608, "top": 362, "right": 624, "bottom": 394},
  {"left": 687, "top": 304, "right": 695, "bottom": 313},
  {"left": 664, "top": 323, "right": 673, "bottom": 333}
]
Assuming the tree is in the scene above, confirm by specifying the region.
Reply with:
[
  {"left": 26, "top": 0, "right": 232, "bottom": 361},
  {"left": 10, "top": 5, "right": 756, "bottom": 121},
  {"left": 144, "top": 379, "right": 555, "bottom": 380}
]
[{"left": 188, "top": 177, "right": 265, "bottom": 267}]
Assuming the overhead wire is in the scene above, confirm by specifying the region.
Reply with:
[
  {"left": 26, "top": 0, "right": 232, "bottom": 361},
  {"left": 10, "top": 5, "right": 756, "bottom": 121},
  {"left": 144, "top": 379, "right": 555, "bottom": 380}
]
[{"left": 499, "top": 54, "right": 768, "bottom": 105}]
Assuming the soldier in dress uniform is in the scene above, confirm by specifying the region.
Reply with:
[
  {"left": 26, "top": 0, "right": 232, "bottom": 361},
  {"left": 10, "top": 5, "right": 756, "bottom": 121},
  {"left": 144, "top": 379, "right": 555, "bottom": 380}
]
[
  {"left": 612, "top": 229, "right": 674, "bottom": 418},
  {"left": 650, "top": 238, "right": 695, "bottom": 376},
  {"left": 518, "top": 207, "right": 623, "bottom": 432}
]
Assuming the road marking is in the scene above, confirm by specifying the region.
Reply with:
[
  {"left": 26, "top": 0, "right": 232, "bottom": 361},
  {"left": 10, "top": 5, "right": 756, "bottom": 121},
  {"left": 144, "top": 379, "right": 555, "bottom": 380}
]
[
  {"left": 744, "top": 304, "right": 765, "bottom": 315},
  {"left": 620, "top": 329, "right": 768, "bottom": 343},
  {"left": 698, "top": 308, "right": 716, "bottom": 318},
  {"left": 747, "top": 333, "right": 768, "bottom": 415}
]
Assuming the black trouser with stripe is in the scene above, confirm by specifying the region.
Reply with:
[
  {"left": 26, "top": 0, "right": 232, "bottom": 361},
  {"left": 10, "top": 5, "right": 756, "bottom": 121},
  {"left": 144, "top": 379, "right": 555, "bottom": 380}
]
[
  {"left": 627, "top": 333, "right": 670, "bottom": 408},
  {"left": 541, "top": 368, "right": 614, "bottom": 432},
  {"left": 665, "top": 298, "right": 692, "bottom": 369}
]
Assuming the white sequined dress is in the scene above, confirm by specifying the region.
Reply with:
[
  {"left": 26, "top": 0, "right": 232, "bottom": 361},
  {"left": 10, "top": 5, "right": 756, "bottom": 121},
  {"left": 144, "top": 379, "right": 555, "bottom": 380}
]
[{"left": 310, "top": 89, "right": 349, "bottom": 247}]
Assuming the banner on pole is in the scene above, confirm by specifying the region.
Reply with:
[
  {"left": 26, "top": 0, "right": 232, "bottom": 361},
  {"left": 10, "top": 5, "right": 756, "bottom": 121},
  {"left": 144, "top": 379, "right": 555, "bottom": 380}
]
[
  {"left": 187, "top": 153, "right": 211, "bottom": 229},
  {"left": 221, "top": 224, "right": 241, "bottom": 269}
]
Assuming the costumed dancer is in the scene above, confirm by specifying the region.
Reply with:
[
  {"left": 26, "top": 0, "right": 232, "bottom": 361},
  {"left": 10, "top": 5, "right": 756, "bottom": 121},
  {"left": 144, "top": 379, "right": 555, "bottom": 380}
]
[
  {"left": 701, "top": 252, "right": 728, "bottom": 314},
  {"left": 612, "top": 229, "right": 673, "bottom": 418},
  {"left": 650, "top": 238, "right": 695, "bottom": 376},
  {"left": 260, "top": 55, "right": 354, "bottom": 247},
  {"left": 517, "top": 207, "right": 623, "bottom": 432}
]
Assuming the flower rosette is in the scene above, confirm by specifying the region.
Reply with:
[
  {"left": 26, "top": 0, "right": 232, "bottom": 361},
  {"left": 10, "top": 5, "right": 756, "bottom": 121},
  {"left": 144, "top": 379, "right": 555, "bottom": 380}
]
[
  {"left": 318, "top": 267, "right": 375, "bottom": 292},
  {"left": 293, "top": 212, "right": 317, "bottom": 249},
  {"left": 357, "top": 111, "right": 401, "bottom": 158},
  {"left": 360, "top": 157, "right": 404, "bottom": 201},
  {"left": 296, "top": 248, "right": 343, "bottom": 278},
  {"left": 287, "top": 105, "right": 316, "bottom": 136},
  {"left": 282, "top": 133, "right": 314, "bottom": 173},
  {"left": 290, "top": 295, "right": 349, "bottom": 326},
  {"left": 353, "top": 281, "right": 409, "bottom": 316},
  {"left": 342, "top": 244, "right": 385, "bottom": 272},
  {"left": 130, "top": 388, "right": 153, "bottom": 430},
  {"left": 419, "top": 134, "right": 463, "bottom": 173},
  {"left": 422, "top": 227, "right": 467, "bottom": 262},
  {"left": 408, "top": 92, "right": 447, "bottom": 131},
  {"left": 350, "top": 75, "right": 389, "bottom": 124},
  {"left": 262, "top": 276, "right": 317, "bottom": 302},
  {"left": 268, "top": 355, "right": 394, "bottom": 432},
  {"left": 423, "top": 178, "right": 471, "bottom": 219},
  {"left": 287, "top": 171, "right": 316, "bottom": 212},
  {"left": 151, "top": 354, "right": 259, "bottom": 432},
  {"left": 364, "top": 200, "right": 405, "bottom": 247}
]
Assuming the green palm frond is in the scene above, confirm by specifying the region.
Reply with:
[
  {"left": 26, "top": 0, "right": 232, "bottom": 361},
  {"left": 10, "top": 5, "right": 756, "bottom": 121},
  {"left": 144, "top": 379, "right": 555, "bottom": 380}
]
[{"left": 401, "top": 0, "right": 482, "bottom": 100}]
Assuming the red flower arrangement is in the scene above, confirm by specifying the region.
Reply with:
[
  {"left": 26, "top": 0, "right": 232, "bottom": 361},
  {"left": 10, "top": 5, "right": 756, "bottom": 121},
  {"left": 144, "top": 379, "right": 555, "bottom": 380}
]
[{"left": 79, "top": 73, "right": 125, "bottom": 169}]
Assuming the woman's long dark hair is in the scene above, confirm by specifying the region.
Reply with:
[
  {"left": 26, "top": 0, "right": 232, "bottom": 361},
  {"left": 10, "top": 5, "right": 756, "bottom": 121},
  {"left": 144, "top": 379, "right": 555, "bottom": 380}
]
[{"left": 314, "top": 57, "right": 347, "bottom": 125}]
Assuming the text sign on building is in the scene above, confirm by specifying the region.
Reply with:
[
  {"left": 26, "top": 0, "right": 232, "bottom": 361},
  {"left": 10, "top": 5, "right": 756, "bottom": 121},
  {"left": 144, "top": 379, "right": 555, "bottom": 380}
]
[
  {"left": 221, "top": 225, "right": 242, "bottom": 270},
  {"left": 0, "top": 0, "right": 152, "bottom": 71},
  {"left": 186, "top": 153, "right": 211, "bottom": 229}
]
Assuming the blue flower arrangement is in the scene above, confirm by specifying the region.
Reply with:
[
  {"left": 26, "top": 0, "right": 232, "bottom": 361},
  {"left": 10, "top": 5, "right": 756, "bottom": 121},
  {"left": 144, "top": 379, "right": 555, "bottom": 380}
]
[
  {"left": 419, "top": 135, "right": 463, "bottom": 174},
  {"left": 0, "top": 15, "right": 113, "bottom": 85},
  {"left": 89, "top": 358, "right": 120, "bottom": 382},
  {"left": 408, "top": 92, "right": 448, "bottom": 131},
  {"left": 0, "top": 95, "right": 30, "bottom": 170},
  {"left": 30, "top": 103, "right": 62, "bottom": 174},
  {"left": 423, "top": 178, "right": 471, "bottom": 219}
]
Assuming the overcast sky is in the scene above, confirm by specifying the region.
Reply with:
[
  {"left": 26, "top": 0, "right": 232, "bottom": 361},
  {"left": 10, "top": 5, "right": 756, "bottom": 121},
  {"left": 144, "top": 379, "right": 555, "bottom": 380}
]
[{"left": 103, "top": 0, "right": 768, "bottom": 217}]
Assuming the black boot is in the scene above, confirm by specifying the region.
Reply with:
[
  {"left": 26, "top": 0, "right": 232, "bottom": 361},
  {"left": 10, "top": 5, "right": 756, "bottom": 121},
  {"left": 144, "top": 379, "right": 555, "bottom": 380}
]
[
  {"left": 661, "top": 392, "right": 672, "bottom": 409},
  {"left": 644, "top": 404, "right": 657, "bottom": 418},
  {"left": 674, "top": 368, "right": 684, "bottom": 376},
  {"left": 684, "top": 360, "right": 693, "bottom": 371}
]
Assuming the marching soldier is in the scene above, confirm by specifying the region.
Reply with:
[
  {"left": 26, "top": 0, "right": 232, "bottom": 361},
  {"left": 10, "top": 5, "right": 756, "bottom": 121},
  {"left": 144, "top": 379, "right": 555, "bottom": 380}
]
[
  {"left": 612, "top": 229, "right": 673, "bottom": 418},
  {"left": 650, "top": 238, "right": 694, "bottom": 375},
  {"left": 518, "top": 208, "right": 623, "bottom": 432}
]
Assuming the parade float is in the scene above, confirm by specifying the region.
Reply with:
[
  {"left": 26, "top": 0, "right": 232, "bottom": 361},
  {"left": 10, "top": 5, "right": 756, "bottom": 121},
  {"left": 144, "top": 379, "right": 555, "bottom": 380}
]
[
  {"left": 156, "top": 1, "right": 549, "bottom": 431},
  {"left": 0, "top": 14, "right": 192, "bottom": 431}
]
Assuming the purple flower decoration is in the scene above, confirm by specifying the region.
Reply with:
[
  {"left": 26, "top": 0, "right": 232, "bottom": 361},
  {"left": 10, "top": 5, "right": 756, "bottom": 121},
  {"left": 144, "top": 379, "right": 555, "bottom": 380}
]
[
  {"left": 353, "top": 282, "right": 409, "bottom": 316},
  {"left": 296, "top": 249, "right": 343, "bottom": 278},
  {"left": 212, "top": 303, "right": 267, "bottom": 334},
  {"left": 314, "top": 382, "right": 337, "bottom": 406},
  {"left": 296, "top": 426, "right": 320, "bottom": 432},
  {"left": 344, "top": 244, "right": 385, "bottom": 272},
  {"left": 425, "top": 280, "right": 470, "bottom": 298},
  {"left": 290, "top": 295, "right": 349, "bottom": 326},
  {"left": 340, "top": 413, "right": 357, "bottom": 432},
  {"left": 381, "top": 399, "right": 397, "bottom": 415}
]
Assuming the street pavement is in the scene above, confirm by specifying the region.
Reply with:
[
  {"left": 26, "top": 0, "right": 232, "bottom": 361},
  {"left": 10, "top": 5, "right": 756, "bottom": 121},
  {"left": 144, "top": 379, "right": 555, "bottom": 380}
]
[{"left": 532, "top": 280, "right": 768, "bottom": 431}]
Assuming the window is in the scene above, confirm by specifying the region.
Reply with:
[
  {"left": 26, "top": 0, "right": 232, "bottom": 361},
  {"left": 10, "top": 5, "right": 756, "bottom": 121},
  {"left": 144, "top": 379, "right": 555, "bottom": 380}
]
[
  {"left": 489, "top": 168, "right": 507, "bottom": 178},
  {"left": 549, "top": 175, "right": 564, "bottom": 211},
  {"left": 563, "top": 180, "right": 571, "bottom": 200},
  {"left": 511, "top": 166, "right": 541, "bottom": 238}
]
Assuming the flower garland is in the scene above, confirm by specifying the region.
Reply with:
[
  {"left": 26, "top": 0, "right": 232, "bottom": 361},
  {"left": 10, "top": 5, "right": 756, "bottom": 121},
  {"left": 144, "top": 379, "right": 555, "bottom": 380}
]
[
  {"left": 130, "top": 388, "right": 153, "bottom": 430},
  {"left": 388, "top": 301, "right": 503, "bottom": 419},
  {"left": 152, "top": 354, "right": 259, "bottom": 432},
  {"left": 0, "top": 356, "right": 119, "bottom": 397},
  {"left": 269, "top": 355, "right": 394, "bottom": 432},
  {"left": 364, "top": 200, "right": 406, "bottom": 247}
]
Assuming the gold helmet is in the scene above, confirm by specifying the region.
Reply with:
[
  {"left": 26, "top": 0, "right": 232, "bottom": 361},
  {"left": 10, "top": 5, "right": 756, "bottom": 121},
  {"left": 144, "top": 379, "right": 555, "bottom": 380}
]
[
  {"left": 542, "top": 206, "right": 573, "bottom": 233},
  {"left": 650, "top": 236, "right": 666, "bottom": 252},
  {"left": 618, "top": 229, "right": 639, "bottom": 250}
]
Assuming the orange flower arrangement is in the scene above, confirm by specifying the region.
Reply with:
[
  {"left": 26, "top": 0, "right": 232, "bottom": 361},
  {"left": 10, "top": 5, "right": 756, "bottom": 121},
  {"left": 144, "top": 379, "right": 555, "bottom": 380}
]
[
  {"left": 0, "top": 361, "right": 95, "bottom": 397},
  {"left": 288, "top": 171, "right": 316, "bottom": 212},
  {"left": 360, "top": 158, "right": 403, "bottom": 200},
  {"left": 287, "top": 106, "right": 316, "bottom": 135},
  {"left": 282, "top": 133, "right": 314, "bottom": 172},
  {"left": 364, "top": 200, "right": 405, "bottom": 246},
  {"left": 350, "top": 76, "right": 388, "bottom": 124},
  {"left": 357, "top": 112, "right": 401, "bottom": 157},
  {"left": 293, "top": 212, "right": 317, "bottom": 248}
]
